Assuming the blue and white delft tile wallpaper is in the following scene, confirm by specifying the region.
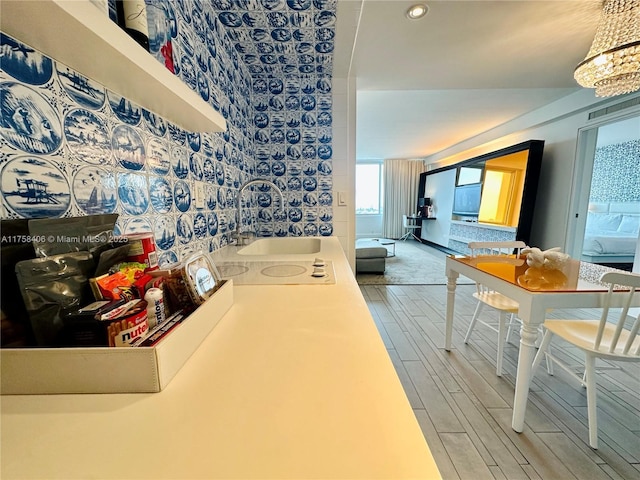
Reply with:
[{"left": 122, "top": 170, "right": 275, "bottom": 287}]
[
  {"left": 0, "top": 0, "right": 336, "bottom": 266},
  {"left": 448, "top": 224, "right": 516, "bottom": 255},
  {"left": 590, "top": 140, "right": 640, "bottom": 203}
]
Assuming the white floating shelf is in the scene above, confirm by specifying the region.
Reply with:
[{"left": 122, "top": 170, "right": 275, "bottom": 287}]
[{"left": 0, "top": 0, "right": 227, "bottom": 133}]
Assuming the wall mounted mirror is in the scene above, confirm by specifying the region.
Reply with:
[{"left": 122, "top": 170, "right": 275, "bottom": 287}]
[{"left": 417, "top": 140, "right": 544, "bottom": 252}]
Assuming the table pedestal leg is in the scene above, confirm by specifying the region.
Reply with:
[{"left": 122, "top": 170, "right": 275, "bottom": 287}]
[
  {"left": 512, "top": 321, "right": 539, "bottom": 432},
  {"left": 445, "top": 273, "right": 458, "bottom": 351}
]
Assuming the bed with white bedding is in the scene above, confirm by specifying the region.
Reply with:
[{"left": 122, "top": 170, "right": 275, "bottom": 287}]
[{"left": 581, "top": 202, "right": 640, "bottom": 264}]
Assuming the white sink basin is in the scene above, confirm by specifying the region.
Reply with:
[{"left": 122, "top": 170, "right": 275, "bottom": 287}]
[{"left": 237, "top": 237, "right": 322, "bottom": 255}]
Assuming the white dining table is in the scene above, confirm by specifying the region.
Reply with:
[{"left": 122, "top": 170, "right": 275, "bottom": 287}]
[{"left": 444, "top": 254, "right": 640, "bottom": 433}]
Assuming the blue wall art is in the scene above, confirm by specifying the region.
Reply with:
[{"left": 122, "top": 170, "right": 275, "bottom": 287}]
[
  {"left": 0, "top": 0, "right": 336, "bottom": 266},
  {"left": 590, "top": 140, "right": 640, "bottom": 203}
]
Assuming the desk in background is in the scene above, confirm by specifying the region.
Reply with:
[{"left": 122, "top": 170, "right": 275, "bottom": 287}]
[{"left": 407, "top": 214, "right": 435, "bottom": 239}]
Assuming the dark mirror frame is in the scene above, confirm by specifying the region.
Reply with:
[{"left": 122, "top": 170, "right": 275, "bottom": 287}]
[{"left": 417, "top": 140, "right": 544, "bottom": 247}]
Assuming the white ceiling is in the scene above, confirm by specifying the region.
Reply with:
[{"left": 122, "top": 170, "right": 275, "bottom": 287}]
[{"left": 334, "top": 0, "right": 605, "bottom": 161}]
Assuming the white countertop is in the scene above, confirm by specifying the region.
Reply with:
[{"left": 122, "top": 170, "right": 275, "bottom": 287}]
[{"left": 1, "top": 237, "right": 441, "bottom": 479}]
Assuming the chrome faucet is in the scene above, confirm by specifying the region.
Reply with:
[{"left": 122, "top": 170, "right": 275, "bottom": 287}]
[{"left": 234, "top": 179, "right": 284, "bottom": 245}]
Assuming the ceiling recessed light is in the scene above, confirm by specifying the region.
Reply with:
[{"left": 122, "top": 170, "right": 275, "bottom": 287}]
[{"left": 406, "top": 4, "right": 428, "bottom": 20}]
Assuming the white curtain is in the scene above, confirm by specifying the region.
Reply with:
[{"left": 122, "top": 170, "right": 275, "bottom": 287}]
[{"left": 382, "top": 159, "right": 426, "bottom": 239}]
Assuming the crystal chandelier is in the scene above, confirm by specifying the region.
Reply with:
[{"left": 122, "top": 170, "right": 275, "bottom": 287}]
[{"left": 574, "top": 0, "right": 640, "bottom": 97}]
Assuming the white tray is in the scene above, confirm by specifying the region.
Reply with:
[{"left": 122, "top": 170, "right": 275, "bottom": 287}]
[{"left": 0, "top": 280, "right": 233, "bottom": 394}]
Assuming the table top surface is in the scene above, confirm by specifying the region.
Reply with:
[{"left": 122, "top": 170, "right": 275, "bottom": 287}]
[
  {"left": 358, "top": 238, "right": 395, "bottom": 245},
  {"left": 373, "top": 238, "right": 395, "bottom": 245},
  {"left": 449, "top": 254, "right": 632, "bottom": 293}
]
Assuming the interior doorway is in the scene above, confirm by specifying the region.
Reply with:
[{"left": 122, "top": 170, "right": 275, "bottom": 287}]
[{"left": 568, "top": 113, "right": 640, "bottom": 273}]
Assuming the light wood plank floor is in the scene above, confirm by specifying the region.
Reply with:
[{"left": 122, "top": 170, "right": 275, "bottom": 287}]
[{"left": 360, "top": 283, "right": 640, "bottom": 480}]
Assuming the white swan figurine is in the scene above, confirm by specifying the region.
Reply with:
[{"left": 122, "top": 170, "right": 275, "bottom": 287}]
[{"left": 521, "top": 246, "right": 569, "bottom": 270}]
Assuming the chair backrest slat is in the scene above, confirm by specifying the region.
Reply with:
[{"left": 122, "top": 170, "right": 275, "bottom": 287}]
[
  {"left": 593, "top": 289, "right": 611, "bottom": 351},
  {"left": 594, "top": 271, "right": 640, "bottom": 356},
  {"left": 609, "top": 286, "right": 635, "bottom": 353},
  {"left": 624, "top": 314, "right": 640, "bottom": 355}
]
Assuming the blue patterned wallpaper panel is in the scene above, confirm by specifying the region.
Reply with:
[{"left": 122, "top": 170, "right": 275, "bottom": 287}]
[
  {"left": 448, "top": 223, "right": 516, "bottom": 254},
  {"left": 590, "top": 140, "right": 640, "bottom": 203},
  {"left": 0, "top": 0, "right": 336, "bottom": 266},
  {"left": 217, "top": 0, "right": 337, "bottom": 237}
]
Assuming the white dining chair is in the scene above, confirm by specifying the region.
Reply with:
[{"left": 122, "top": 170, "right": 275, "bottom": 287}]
[
  {"left": 463, "top": 240, "right": 528, "bottom": 376},
  {"left": 399, "top": 214, "right": 421, "bottom": 241},
  {"left": 531, "top": 270, "right": 640, "bottom": 449}
]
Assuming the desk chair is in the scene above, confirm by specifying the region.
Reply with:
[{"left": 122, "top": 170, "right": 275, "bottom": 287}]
[
  {"left": 532, "top": 271, "right": 640, "bottom": 449},
  {"left": 463, "top": 241, "right": 528, "bottom": 376},
  {"left": 399, "top": 215, "right": 421, "bottom": 241}
]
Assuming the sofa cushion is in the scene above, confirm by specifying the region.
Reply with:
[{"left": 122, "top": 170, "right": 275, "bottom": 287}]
[
  {"left": 355, "top": 246, "right": 388, "bottom": 259},
  {"left": 585, "top": 212, "right": 623, "bottom": 232},
  {"left": 356, "top": 257, "right": 385, "bottom": 274},
  {"left": 618, "top": 215, "right": 640, "bottom": 234}
]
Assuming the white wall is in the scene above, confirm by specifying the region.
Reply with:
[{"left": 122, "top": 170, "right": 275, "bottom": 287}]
[
  {"left": 332, "top": 76, "right": 357, "bottom": 269},
  {"left": 420, "top": 169, "right": 456, "bottom": 246},
  {"left": 423, "top": 90, "right": 640, "bottom": 251}
]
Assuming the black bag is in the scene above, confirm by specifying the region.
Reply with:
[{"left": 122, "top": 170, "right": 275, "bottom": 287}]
[
  {"left": 15, "top": 252, "right": 95, "bottom": 347},
  {"left": 1, "top": 219, "right": 37, "bottom": 347}
]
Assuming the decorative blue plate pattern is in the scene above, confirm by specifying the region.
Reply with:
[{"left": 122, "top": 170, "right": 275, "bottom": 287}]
[
  {"left": 112, "top": 125, "right": 146, "bottom": 170},
  {"left": 0, "top": 34, "right": 53, "bottom": 85},
  {"left": 118, "top": 173, "right": 149, "bottom": 215},
  {"left": 73, "top": 166, "right": 117, "bottom": 215},
  {"left": 143, "top": 109, "right": 167, "bottom": 137},
  {"left": 149, "top": 176, "right": 173, "bottom": 213},
  {"left": 207, "top": 211, "right": 218, "bottom": 235},
  {"left": 174, "top": 180, "right": 192, "bottom": 212},
  {"left": 154, "top": 216, "right": 177, "bottom": 251},
  {"left": 57, "top": 66, "right": 105, "bottom": 110},
  {"left": 194, "top": 212, "right": 207, "bottom": 238},
  {"left": 64, "top": 109, "right": 111, "bottom": 165},
  {"left": 158, "top": 250, "right": 179, "bottom": 267},
  {"left": 206, "top": 184, "right": 217, "bottom": 210},
  {"left": 0, "top": 82, "right": 62, "bottom": 154},
  {"left": 176, "top": 213, "right": 194, "bottom": 244},
  {"left": 189, "top": 152, "right": 204, "bottom": 180},
  {"left": 1, "top": 156, "right": 70, "bottom": 218},
  {"left": 171, "top": 145, "right": 189, "bottom": 179},
  {"left": 108, "top": 91, "right": 141, "bottom": 125},
  {"left": 147, "top": 137, "right": 171, "bottom": 175}
]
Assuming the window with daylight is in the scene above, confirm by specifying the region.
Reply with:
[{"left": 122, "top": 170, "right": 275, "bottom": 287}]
[{"left": 356, "top": 163, "right": 383, "bottom": 214}]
